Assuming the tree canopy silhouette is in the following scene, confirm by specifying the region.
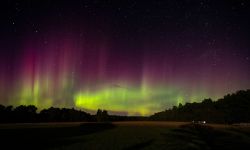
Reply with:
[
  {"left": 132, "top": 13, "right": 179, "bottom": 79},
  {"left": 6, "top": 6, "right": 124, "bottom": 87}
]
[
  {"left": 151, "top": 89, "right": 250, "bottom": 123},
  {"left": 0, "top": 89, "right": 250, "bottom": 123}
]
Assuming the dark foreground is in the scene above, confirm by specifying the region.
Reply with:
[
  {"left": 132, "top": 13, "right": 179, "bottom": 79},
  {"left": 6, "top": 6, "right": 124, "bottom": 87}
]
[{"left": 1, "top": 122, "right": 250, "bottom": 150}]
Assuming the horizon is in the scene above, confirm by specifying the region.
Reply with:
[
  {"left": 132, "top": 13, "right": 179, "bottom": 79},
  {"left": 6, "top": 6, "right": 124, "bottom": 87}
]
[{"left": 1, "top": 89, "right": 249, "bottom": 117}]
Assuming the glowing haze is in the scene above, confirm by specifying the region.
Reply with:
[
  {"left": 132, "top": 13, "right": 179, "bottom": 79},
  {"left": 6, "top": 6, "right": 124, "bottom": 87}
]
[{"left": 1, "top": 1, "right": 250, "bottom": 115}]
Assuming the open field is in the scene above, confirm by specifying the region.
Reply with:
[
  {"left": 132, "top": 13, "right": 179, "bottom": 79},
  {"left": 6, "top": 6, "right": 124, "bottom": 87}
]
[{"left": 1, "top": 121, "right": 250, "bottom": 150}]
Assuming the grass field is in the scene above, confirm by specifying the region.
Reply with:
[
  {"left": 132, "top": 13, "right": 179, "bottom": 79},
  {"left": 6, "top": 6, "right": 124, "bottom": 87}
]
[{"left": 1, "top": 121, "right": 250, "bottom": 150}]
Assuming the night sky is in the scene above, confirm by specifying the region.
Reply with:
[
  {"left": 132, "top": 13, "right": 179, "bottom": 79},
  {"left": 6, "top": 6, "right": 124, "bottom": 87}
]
[{"left": 1, "top": 0, "right": 250, "bottom": 115}]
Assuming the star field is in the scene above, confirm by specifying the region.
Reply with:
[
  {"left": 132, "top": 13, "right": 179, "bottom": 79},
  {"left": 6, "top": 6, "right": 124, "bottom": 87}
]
[{"left": 0, "top": 0, "right": 250, "bottom": 115}]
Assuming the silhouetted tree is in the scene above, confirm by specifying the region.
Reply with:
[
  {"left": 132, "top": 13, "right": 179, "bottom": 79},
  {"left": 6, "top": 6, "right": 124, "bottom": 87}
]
[
  {"left": 13, "top": 105, "right": 37, "bottom": 122},
  {"left": 96, "top": 109, "right": 109, "bottom": 122},
  {"left": 39, "top": 107, "right": 92, "bottom": 122}
]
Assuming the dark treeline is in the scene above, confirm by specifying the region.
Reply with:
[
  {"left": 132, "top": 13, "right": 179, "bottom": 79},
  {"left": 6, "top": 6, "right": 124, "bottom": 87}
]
[
  {"left": 96, "top": 109, "right": 148, "bottom": 122},
  {"left": 1, "top": 89, "right": 250, "bottom": 123},
  {"left": 0, "top": 106, "right": 147, "bottom": 123},
  {"left": 151, "top": 90, "right": 250, "bottom": 124},
  {"left": 0, "top": 106, "right": 93, "bottom": 123}
]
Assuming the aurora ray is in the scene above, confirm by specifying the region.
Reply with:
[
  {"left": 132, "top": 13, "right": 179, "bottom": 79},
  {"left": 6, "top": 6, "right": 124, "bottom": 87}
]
[{"left": 0, "top": 0, "right": 250, "bottom": 115}]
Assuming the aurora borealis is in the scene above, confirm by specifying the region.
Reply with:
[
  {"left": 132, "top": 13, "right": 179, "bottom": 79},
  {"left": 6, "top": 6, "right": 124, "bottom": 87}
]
[{"left": 1, "top": 0, "right": 250, "bottom": 115}]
